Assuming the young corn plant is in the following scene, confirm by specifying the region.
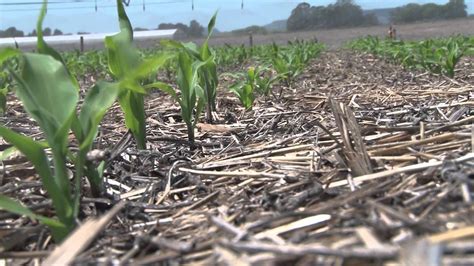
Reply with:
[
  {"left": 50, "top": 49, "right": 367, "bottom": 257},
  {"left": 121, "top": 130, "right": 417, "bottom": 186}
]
[
  {"left": 440, "top": 38, "right": 465, "bottom": 78},
  {"left": 349, "top": 36, "right": 469, "bottom": 78},
  {"left": 0, "top": 1, "right": 119, "bottom": 242},
  {"left": 0, "top": 52, "right": 118, "bottom": 242},
  {"left": 229, "top": 67, "right": 256, "bottom": 110},
  {"left": 0, "top": 49, "right": 19, "bottom": 113},
  {"left": 270, "top": 41, "right": 323, "bottom": 91},
  {"left": 229, "top": 66, "right": 279, "bottom": 109},
  {"left": 148, "top": 51, "right": 208, "bottom": 145},
  {"left": 161, "top": 12, "right": 218, "bottom": 123},
  {"left": 0, "top": 67, "right": 10, "bottom": 114},
  {"left": 105, "top": 0, "right": 171, "bottom": 149}
]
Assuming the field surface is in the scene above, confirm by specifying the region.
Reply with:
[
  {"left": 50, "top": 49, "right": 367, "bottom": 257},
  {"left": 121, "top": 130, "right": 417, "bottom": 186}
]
[
  {"left": 1, "top": 47, "right": 474, "bottom": 264},
  {"left": 5, "top": 18, "right": 474, "bottom": 51},
  {"left": 187, "top": 18, "right": 474, "bottom": 49}
]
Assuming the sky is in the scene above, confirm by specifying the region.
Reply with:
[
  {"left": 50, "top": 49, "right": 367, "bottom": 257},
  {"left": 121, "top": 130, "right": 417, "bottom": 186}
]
[{"left": 0, "top": 0, "right": 473, "bottom": 34}]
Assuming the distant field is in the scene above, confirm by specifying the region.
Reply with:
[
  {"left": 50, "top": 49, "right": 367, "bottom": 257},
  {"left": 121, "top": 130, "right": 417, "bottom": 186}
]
[
  {"left": 201, "top": 18, "right": 474, "bottom": 49},
  {"left": 5, "top": 18, "right": 474, "bottom": 51}
]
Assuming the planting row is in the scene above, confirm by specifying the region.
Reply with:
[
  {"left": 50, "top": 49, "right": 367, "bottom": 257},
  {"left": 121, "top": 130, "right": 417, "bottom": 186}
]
[
  {"left": 1, "top": 35, "right": 323, "bottom": 115},
  {"left": 349, "top": 36, "right": 474, "bottom": 77},
  {"left": 0, "top": 0, "right": 323, "bottom": 242}
]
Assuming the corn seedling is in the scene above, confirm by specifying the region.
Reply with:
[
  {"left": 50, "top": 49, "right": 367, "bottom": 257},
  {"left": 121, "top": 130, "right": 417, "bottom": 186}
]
[
  {"left": 105, "top": 0, "right": 171, "bottom": 149},
  {"left": 0, "top": 50, "right": 19, "bottom": 114},
  {"left": 229, "top": 66, "right": 279, "bottom": 109},
  {"left": 0, "top": 1, "right": 120, "bottom": 242},
  {"left": 229, "top": 67, "right": 257, "bottom": 110},
  {"left": 349, "top": 36, "right": 472, "bottom": 78},
  {"left": 0, "top": 69, "right": 10, "bottom": 114},
  {"left": 270, "top": 41, "right": 323, "bottom": 91},
  {"left": 161, "top": 13, "right": 218, "bottom": 123},
  {"left": 148, "top": 51, "right": 208, "bottom": 145}
]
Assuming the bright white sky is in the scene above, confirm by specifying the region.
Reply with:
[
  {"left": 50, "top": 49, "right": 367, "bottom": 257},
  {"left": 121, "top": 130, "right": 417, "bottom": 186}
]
[{"left": 0, "top": 0, "right": 472, "bottom": 34}]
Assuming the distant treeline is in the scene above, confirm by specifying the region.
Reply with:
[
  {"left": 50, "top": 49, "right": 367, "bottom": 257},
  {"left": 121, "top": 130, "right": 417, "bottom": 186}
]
[
  {"left": 231, "top": 25, "right": 268, "bottom": 35},
  {"left": 391, "top": 0, "right": 467, "bottom": 23},
  {"left": 157, "top": 20, "right": 205, "bottom": 38},
  {"left": 0, "top": 27, "right": 64, "bottom": 38},
  {"left": 135, "top": 20, "right": 206, "bottom": 38},
  {"left": 0, "top": 19, "right": 207, "bottom": 39},
  {"left": 287, "top": 0, "right": 379, "bottom": 31},
  {"left": 287, "top": 0, "right": 468, "bottom": 31},
  {"left": 1, "top": 1, "right": 470, "bottom": 38}
]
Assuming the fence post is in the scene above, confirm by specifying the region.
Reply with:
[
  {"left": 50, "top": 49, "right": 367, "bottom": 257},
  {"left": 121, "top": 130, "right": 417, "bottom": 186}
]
[
  {"left": 249, "top": 32, "right": 253, "bottom": 56},
  {"left": 80, "top": 36, "right": 84, "bottom": 53}
]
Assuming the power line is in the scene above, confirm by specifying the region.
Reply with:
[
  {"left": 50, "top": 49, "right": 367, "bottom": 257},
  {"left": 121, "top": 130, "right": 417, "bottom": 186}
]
[
  {"left": 0, "top": 0, "right": 311, "bottom": 12},
  {"left": 1, "top": 0, "right": 189, "bottom": 11},
  {"left": 0, "top": 0, "right": 102, "bottom": 5}
]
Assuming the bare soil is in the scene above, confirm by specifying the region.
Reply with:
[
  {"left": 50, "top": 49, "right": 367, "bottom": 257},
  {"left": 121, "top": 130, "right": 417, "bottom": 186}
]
[
  {"left": 11, "top": 18, "right": 474, "bottom": 51},
  {"left": 186, "top": 18, "right": 474, "bottom": 49},
  {"left": 1, "top": 48, "right": 473, "bottom": 264}
]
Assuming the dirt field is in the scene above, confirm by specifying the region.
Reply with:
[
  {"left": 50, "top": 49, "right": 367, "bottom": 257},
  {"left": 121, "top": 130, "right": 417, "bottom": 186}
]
[
  {"left": 1, "top": 47, "right": 473, "bottom": 264},
  {"left": 8, "top": 18, "right": 474, "bottom": 51},
  {"left": 179, "top": 18, "right": 474, "bottom": 49},
  {"left": 1, "top": 15, "right": 474, "bottom": 265}
]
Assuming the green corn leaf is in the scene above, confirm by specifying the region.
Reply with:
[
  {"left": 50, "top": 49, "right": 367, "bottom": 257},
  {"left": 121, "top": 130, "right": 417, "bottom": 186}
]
[
  {"left": 36, "top": 1, "right": 65, "bottom": 65},
  {"left": 0, "top": 87, "right": 7, "bottom": 114},
  {"left": 194, "top": 85, "right": 206, "bottom": 127},
  {"left": 160, "top": 39, "right": 184, "bottom": 49},
  {"left": 13, "top": 53, "right": 78, "bottom": 148},
  {"left": 104, "top": 36, "right": 140, "bottom": 79},
  {"left": 177, "top": 52, "right": 195, "bottom": 123},
  {"left": 161, "top": 40, "right": 201, "bottom": 60},
  {"left": 69, "top": 81, "right": 119, "bottom": 197},
  {"left": 132, "top": 53, "right": 173, "bottom": 80},
  {"left": 9, "top": 53, "right": 77, "bottom": 226},
  {"left": 105, "top": 0, "right": 170, "bottom": 149},
  {"left": 231, "top": 83, "right": 254, "bottom": 110},
  {"left": 0, "top": 126, "right": 73, "bottom": 227},
  {"left": 230, "top": 81, "right": 254, "bottom": 110},
  {"left": 78, "top": 81, "right": 119, "bottom": 151},
  {"left": 0, "top": 195, "right": 68, "bottom": 241},
  {"left": 36, "top": 0, "right": 78, "bottom": 90},
  {"left": 104, "top": 0, "right": 139, "bottom": 79},
  {"left": 175, "top": 51, "right": 208, "bottom": 143},
  {"left": 207, "top": 11, "right": 217, "bottom": 36},
  {"left": 0, "top": 146, "right": 17, "bottom": 161},
  {"left": 118, "top": 91, "right": 146, "bottom": 149},
  {"left": 247, "top": 67, "right": 256, "bottom": 82},
  {"left": 116, "top": 0, "right": 133, "bottom": 40},
  {"left": 144, "top": 81, "right": 178, "bottom": 100},
  {"left": 0, "top": 48, "right": 20, "bottom": 63}
]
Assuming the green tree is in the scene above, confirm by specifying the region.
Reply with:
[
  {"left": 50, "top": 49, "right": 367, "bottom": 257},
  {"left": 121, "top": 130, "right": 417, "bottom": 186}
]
[
  {"left": 444, "top": 0, "right": 467, "bottom": 18},
  {"left": 391, "top": 1, "right": 467, "bottom": 23},
  {"left": 53, "top": 29, "right": 63, "bottom": 35},
  {"left": 287, "top": 3, "right": 313, "bottom": 31},
  {"left": 0, "top": 27, "right": 24, "bottom": 37},
  {"left": 43, "top": 27, "right": 52, "bottom": 36},
  {"left": 188, "top": 20, "right": 204, "bottom": 37},
  {"left": 134, "top": 27, "right": 149, "bottom": 31},
  {"left": 287, "top": 1, "right": 378, "bottom": 31}
]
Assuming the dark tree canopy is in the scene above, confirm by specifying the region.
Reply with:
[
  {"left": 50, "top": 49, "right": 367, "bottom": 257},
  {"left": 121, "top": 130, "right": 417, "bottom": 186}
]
[
  {"left": 0, "top": 27, "right": 24, "bottom": 38},
  {"left": 287, "top": 1, "right": 379, "bottom": 31},
  {"left": 188, "top": 20, "right": 205, "bottom": 37},
  {"left": 158, "top": 20, "right": 205, "bottom": 38},
  {"left": 53, "top": 29, "right": 63, "bottom": 36},
  {"left": 231, "top": 25, "right": 268, "bottom": 35},
  {"left": 391, "top": 0, "right": 467, "bottom": 23},
  {"left": 0, "top": 26, "right": 65, "bottom": 37}
]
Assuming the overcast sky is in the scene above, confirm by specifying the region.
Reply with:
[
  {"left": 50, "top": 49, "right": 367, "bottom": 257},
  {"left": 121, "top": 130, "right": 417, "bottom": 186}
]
[{"left": 1, "top": 0, "right": 473, "bottom": 34}]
